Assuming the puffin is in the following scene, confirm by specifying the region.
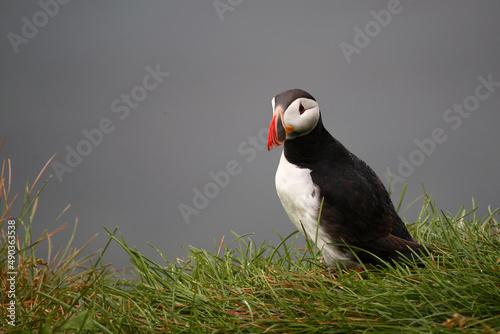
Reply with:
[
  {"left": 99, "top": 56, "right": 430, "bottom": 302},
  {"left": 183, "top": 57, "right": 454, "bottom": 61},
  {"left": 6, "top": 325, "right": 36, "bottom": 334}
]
[{"left": 267, "top": 89, "right": 427, "bottom": 268}]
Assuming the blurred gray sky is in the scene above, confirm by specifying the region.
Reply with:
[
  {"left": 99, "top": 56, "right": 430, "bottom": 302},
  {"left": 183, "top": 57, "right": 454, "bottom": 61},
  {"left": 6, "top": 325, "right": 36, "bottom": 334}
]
[{"left": 1, "top": 1, "right": 499, "bottom": 269}]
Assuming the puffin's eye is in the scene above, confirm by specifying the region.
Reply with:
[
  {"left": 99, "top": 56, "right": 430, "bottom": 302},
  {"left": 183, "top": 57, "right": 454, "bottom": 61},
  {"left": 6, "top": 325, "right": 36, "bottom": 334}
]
[{"left": 299, "top": 103, "right": 305, "bottom": 114}]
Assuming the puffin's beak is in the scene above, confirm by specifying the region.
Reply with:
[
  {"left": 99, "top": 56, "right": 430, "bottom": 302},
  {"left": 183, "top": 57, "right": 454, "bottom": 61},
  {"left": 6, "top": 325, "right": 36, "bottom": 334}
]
[{"left": 267, "top": 108, "right": 292, "bottom": 151}]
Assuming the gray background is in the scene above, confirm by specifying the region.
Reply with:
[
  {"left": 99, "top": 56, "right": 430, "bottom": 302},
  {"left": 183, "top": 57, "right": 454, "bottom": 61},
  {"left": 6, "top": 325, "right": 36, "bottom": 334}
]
[{"left": 1, "top": 1, "right": 499, "bottom": 269}]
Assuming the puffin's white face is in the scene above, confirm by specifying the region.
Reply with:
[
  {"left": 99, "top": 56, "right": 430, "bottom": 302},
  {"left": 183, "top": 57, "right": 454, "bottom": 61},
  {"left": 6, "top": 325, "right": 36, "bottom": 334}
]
[{"left": 268, "top": 94, "right": 320, "bottom": 150}]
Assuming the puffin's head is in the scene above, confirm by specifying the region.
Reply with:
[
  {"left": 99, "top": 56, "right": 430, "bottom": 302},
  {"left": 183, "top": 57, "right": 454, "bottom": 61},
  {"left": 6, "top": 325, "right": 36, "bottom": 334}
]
[{"left": 267, "top": 89, "right": 320, "bottom": 150}]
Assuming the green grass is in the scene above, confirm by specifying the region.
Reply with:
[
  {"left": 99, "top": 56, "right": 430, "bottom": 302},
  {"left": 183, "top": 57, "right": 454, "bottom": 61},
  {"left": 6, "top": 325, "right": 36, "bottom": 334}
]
[{"left": 1, "top": 154, "right": 500, "bottom": 333}]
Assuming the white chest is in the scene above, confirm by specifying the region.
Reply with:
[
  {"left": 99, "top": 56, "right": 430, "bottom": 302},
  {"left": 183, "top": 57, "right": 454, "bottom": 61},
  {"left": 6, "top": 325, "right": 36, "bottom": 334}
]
[
  {"left": 275, "top": 153, "right": 321, "bottom": 239},
  {"left": 274, "top": 152, "right": 358, "bottom": 267}
]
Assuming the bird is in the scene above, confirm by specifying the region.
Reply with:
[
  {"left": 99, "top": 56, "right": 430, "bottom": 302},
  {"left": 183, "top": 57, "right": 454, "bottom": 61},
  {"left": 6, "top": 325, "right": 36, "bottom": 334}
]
[{"left": 267, "top": 89, "right": 427, "bottom": 268}]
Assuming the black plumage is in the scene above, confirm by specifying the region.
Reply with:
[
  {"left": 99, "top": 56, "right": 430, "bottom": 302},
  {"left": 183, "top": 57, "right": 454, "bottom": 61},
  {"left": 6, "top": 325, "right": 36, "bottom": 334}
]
[
  {"left": 286, "top": 116, "right": 426, "bottom": 264},
  {"left": 271, "top": 89, "right": 427, "bottom": 266}
]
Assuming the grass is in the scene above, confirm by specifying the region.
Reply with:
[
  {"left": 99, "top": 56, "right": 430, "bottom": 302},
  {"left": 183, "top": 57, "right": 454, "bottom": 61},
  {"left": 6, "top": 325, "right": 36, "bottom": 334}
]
[{"left": 1, "top": 153, "right": 500, "bottom": 333}]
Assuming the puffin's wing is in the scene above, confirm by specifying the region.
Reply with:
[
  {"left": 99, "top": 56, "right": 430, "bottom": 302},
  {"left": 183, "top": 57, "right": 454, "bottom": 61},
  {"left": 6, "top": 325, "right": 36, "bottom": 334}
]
[{"left": 311, "top": 162, "right": 394, "bottom": 244}]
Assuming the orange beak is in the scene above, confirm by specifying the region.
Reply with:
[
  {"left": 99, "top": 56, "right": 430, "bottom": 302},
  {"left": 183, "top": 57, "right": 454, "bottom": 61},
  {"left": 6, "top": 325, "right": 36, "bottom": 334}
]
[{"left": 268, "top": 108, "right": 293, "bottom": 150}]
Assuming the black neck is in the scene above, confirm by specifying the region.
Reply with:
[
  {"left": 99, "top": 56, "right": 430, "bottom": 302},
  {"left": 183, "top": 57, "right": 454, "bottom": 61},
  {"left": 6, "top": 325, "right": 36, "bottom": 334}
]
[{"left": 283, "top": 114, "right": 351, "bottom": 168}]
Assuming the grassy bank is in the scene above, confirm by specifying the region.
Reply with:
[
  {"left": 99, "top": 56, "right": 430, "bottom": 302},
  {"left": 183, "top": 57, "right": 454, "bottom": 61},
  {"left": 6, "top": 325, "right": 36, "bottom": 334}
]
[{"left": 1, "top": 155, "right": 499, "bottom": 333}]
